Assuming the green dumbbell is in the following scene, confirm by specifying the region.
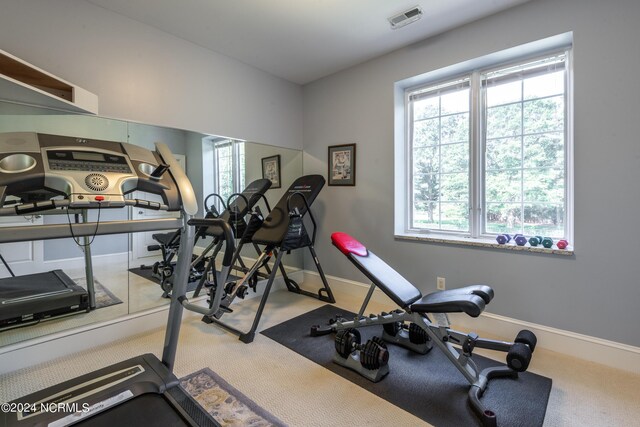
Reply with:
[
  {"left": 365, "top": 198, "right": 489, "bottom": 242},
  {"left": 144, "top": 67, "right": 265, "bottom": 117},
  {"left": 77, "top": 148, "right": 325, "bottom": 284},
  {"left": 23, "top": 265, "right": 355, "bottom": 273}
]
[{"left": 542, "top": 237, "right": 553, "bottom": 248}]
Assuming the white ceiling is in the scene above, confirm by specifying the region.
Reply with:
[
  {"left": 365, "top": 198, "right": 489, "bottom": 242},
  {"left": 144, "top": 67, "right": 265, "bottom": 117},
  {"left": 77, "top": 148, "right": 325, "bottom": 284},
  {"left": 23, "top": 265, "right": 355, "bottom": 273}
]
[{"left": 86, "top": 0, "right": 531, "bottom": 85}]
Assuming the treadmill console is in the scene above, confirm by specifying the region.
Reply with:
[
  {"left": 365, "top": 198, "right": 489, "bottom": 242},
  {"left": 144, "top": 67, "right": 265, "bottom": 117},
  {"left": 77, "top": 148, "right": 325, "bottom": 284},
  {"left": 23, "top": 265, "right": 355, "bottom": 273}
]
[
  {"left": 0, "top": 132, "right": 183, "bottom": 210},
  {"left": 46, "top": 150, "right": 132, "bottom": 173}
]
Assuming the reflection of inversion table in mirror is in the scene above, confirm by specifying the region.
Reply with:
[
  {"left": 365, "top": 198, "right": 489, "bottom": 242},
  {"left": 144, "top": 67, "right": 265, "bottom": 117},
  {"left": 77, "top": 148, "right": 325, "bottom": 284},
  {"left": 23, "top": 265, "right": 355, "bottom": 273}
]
[{"left": 143, "top": 178, "right": 272, "bottom": 298}]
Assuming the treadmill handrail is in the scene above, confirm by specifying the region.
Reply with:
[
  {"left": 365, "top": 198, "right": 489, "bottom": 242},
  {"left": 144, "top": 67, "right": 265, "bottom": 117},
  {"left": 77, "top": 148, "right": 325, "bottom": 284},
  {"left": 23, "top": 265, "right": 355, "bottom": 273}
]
[
  {"left": 0, "top": 198, "right": 170, "bottom": 217},
  {"left": 187, "top": 218, "right": 235, "bottom": 267},
  {"left": 156, "top": 143, "right": 197, "bottom": 216},
  {"left": 0, "top": 218, "right": 183, "bottom": 244}
]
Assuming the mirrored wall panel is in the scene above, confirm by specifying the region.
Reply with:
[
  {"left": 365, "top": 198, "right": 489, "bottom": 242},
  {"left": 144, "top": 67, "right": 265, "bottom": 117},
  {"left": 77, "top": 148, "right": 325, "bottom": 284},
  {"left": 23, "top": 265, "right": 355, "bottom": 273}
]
[{"left": 0, "top": 101, "right": 303, "bottom": 348}]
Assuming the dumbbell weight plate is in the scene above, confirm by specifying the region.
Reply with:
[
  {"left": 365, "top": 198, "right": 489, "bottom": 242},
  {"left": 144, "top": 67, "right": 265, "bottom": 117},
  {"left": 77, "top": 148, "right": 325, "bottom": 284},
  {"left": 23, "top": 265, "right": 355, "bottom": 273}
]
[{"left": 335, "top": 328, "right": 361, "bottom": 359}]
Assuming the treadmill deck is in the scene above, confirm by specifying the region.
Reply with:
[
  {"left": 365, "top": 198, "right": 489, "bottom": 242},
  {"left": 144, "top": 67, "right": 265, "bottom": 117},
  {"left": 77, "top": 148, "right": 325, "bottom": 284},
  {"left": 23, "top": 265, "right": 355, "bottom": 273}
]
[{"left": 0, "top": 269, "right": 89, "bottom": 328}]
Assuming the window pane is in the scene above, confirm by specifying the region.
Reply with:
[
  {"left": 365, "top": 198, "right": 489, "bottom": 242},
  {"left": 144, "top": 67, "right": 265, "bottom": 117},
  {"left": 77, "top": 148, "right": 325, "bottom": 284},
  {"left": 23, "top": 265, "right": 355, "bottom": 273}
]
[
  {"left": 413, "top": 146, "right": 439, "bottom": 174},
  {"left": 486, "top": 80, "right": 522, "bottom": 107},
  {"left": 523, "top": 204, "right": 564, "bottom": 238},
  {"left": 440, "top": 202, "right": 469, "bottom": 231},
  {"left": 414, "top": 97, "right": 439, "bottom": 120},
  {"left": 412, "top": 202, "right": 439, "bottom": 229},
  {"left": 523, "top": 168, "right": 564, "bottom": 203},
  {"left": 486, "top": 169, "right": 521, "bottom": 202},
  {"left": 440, "top": 143, "right": 468, "bottom": 173},
  {"left": 486, "top": 103, "right": 522, "bottom": 139},
  {"left": 441, "top": 89, "right": 469, "bottom": 115},
  {"left": 413, "top": 173, "right": 440, "bottom": 204},
  {"left": 523, "top": 96, "right": 564, "bottom": 134},
  {"left": 486, "top": 203, "right": 522, "bottom": 234},
  {"left": 440, "top": 173, "right": 469, "bottom": 202},
  {"left": 441, "top": 113, "right": 469, "bottom": 143},
  {"left": 413, "top": 118, "right": 439, "bottom": 147},
  {"left": 523, "top": 132, "right": 564, "bottom": 169},
  {"left": 524, "top": 71, "right": 564, "bottom": 100},
  {"left": 486, "top": 137, "right": 521, "bottom": 171}
]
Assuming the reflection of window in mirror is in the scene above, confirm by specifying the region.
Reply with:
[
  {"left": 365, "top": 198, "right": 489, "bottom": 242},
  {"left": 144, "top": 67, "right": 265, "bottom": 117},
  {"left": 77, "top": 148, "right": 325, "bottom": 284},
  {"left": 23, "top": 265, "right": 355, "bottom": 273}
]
[{"left": 212, "top": 138, "right": 245, "bottom": 210}]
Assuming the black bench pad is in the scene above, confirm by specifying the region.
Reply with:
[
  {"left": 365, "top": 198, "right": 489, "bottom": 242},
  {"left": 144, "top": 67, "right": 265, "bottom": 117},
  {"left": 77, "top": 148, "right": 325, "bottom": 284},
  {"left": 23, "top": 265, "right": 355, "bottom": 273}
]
[
  {"left": 410, "top": 286, "right": 491, "bottom": 317},
  {"left": 152, "top": 231, "right": 179, "bottom": 246}
]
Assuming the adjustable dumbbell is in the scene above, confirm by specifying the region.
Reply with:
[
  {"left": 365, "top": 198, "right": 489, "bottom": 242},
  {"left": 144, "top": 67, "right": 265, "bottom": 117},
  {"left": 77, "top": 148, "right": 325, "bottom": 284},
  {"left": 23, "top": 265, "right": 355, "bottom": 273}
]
[
  {"left": 383, "top": 321, "right": 429, "bottom": 344},
  {"left": 335, "top": 328, "right": 389, "bottom": 370}
]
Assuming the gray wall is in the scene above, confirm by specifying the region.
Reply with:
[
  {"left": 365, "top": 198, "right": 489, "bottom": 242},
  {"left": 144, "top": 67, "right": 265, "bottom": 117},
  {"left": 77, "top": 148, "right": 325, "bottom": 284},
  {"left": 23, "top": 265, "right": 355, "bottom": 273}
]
[
  {"left": 302, "top": 0, "right": 640, "bottom": 346},
  {"left": 0, "top": 0, "right": 302, "bottom": 150}
]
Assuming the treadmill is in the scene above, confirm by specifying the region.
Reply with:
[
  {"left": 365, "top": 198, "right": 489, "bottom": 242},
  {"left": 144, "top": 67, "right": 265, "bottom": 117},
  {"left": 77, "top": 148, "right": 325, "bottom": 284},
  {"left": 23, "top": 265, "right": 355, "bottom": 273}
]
[
  {"left": 0, "top": 208, "right": 96, "bottom": 331},
  {"left": 0, "top": 132, "right": 231, "bottom": 426}
]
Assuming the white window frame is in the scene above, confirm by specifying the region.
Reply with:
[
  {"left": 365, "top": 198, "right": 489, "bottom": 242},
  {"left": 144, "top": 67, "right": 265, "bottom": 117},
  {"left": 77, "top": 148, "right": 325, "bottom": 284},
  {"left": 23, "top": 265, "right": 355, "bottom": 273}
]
[{"left": 394, "top": 33, "right": 574, "bottom": 247}]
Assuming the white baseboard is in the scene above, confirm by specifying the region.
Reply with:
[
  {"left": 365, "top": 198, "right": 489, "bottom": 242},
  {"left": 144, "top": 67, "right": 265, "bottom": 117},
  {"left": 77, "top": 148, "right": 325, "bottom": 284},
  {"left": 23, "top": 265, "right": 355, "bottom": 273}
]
[
  {"left": 303, "top": 270, "right": 640, "bottom": 375},
  {"left": 44, "top": 252, "right": 129, "bottom": 272}
]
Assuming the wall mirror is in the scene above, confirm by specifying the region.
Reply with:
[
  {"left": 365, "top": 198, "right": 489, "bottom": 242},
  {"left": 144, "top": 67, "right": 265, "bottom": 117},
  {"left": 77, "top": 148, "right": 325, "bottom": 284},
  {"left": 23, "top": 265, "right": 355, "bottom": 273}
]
[{"left": 0, "top": 100, "right": 303, "bottom": 349}]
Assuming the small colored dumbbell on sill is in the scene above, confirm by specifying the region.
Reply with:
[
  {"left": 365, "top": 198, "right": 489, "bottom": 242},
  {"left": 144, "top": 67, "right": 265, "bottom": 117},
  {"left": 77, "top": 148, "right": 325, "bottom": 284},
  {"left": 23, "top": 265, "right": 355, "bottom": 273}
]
[{"left": 514, "top": 235, "right": 528, "bottom": 246}]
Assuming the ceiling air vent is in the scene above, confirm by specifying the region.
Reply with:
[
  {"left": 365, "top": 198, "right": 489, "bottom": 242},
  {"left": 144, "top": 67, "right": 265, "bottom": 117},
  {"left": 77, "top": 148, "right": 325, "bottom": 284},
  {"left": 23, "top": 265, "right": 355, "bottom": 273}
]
[{"left": 388, "top": 6, "right": 423, "bottom": 30}]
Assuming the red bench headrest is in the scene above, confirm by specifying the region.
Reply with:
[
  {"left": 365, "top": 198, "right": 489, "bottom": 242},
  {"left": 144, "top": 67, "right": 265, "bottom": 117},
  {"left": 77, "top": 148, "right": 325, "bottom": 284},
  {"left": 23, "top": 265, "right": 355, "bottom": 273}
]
[{"left": 331, "top": 232, "right": 368, "bottom": 257}]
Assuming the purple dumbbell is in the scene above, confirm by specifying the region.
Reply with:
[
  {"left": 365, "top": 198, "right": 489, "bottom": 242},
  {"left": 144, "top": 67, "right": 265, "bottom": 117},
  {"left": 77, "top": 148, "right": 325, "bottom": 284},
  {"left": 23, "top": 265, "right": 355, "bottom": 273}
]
[{"left": 515, "top": 235, "right": 528, "bottom": 246}]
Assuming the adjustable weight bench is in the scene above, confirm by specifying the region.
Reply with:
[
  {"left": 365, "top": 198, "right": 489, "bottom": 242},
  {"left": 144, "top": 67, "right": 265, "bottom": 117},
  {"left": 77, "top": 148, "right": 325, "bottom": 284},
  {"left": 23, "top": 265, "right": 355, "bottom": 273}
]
[{"left": 311, "top": 232, "right": 537, "bottom": 427}]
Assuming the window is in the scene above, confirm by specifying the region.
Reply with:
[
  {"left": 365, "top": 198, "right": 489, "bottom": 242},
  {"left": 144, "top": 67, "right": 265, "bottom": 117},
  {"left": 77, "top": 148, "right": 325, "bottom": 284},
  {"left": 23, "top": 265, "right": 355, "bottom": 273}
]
[
  {"left": 409, "top": 78, "right": 471, "bottom": 232},
  {"left": 397, "top": 36, "right": 573, "bottom": 244},
  {"left": 212, "top": 139, "right": 245, "bottom": 209},
  {"left": 483, "top": 56, "right": 567, "bottom": 237}
]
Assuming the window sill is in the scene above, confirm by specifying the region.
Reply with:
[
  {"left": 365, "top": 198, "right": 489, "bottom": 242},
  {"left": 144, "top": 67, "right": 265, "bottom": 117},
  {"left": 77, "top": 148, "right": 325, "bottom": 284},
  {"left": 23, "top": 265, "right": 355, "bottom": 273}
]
[{"left": 395, "top": 232, "right": 574, "bottom": 256}]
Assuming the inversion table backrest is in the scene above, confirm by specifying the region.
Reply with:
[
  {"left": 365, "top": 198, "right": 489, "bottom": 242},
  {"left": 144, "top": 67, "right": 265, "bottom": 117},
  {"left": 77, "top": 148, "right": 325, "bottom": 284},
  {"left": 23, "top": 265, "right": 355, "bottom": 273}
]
[
  {"left": 331, "top": 232, "right": 422, "bottom": 309},
  {"left": 252, "top": 175, "right": 325, "bottom": 246}
]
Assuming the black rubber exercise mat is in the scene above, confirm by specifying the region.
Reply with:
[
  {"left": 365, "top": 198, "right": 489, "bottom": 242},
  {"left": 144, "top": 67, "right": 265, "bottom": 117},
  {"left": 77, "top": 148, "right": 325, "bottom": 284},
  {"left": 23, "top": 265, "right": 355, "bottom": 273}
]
[
  {"left": 128, "top": 267, "right": 237, "bottom": 294},
  {"left": 261, "top": 304, "right": 552, "bottom": 427}
]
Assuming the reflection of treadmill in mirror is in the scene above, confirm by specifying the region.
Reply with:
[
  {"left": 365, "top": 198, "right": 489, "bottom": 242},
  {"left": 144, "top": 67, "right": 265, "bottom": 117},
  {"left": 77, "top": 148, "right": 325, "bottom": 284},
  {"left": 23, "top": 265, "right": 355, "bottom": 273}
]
[
  {"left": 0, "top": 207, "right": 97, "bottom": 331},
  {"left": 0, "top": 132, "right": 158, "bottom": 331}
]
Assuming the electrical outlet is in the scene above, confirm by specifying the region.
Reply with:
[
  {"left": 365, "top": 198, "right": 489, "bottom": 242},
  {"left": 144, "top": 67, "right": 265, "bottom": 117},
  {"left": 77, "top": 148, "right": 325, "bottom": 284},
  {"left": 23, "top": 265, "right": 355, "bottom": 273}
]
[{"left": 437, "top": 277, "right": 445, "bottom": 290}]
